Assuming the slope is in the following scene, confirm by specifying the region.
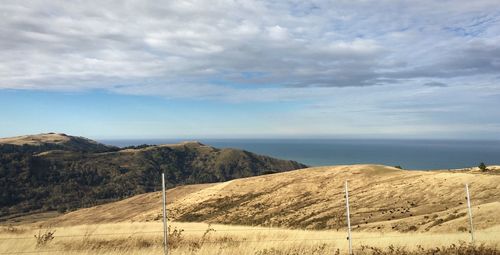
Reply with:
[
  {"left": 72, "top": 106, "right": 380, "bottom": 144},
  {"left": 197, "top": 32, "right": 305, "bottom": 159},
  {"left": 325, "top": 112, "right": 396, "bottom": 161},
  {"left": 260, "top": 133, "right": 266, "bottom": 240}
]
[
  {"left": 0, "top": 133, "right": 115, "bottom": 152},
  {"left": 46, "top": 164, "right": 500, "bottom": 233},
  {"left": 0, "top": 133, "right": 306, "bottom": 219}
]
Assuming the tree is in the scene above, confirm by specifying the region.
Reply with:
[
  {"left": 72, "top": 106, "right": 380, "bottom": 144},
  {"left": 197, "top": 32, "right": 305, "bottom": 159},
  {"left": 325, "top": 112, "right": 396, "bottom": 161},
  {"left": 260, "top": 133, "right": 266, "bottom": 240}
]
[{"left": 478, "top": 162, "right": 488, "bottom": 172}]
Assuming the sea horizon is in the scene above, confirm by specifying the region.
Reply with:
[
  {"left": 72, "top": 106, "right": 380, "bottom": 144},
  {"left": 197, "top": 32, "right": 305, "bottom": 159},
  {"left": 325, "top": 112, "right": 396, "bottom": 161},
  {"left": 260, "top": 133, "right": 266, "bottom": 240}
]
[{"left": 99, "top": 138, "right": 500, "bottom": 170}]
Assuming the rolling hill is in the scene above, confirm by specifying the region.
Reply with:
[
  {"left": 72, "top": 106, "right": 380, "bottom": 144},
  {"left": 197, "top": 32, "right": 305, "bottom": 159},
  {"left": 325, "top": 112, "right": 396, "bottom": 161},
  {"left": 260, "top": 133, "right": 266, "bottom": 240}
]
[
  {"left": 0, "top": 133, "right": 306, "bottom": 220},
  {"left": 0, "top": 133, "right": 116, "bottom": 152},
  {"left": 45, "top": 164, "right": 500, "bottom": 233}
]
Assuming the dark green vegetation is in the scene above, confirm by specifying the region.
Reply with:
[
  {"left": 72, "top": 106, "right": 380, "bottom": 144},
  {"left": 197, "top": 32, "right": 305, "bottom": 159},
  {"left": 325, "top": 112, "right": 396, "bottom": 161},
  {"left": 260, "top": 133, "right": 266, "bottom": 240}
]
[
  {"left": 479, "top": 162, "right": 488, "bottom": 172},
  {"left": 0, "top": 134, "right": 306, "bottom": 219}
]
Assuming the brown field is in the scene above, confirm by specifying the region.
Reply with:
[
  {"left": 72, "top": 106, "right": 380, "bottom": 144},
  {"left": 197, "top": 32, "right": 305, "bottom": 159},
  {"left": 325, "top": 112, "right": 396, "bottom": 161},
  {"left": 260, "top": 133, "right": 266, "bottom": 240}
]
[
  {"left": 2, "top": 164, "right": 499, "bottom": 254},
  {"left": 45, "top": 164, "right": 500, "bottom": 233},
  {"left": 1, "top": 222, "right": 499, "bottom": 255}
]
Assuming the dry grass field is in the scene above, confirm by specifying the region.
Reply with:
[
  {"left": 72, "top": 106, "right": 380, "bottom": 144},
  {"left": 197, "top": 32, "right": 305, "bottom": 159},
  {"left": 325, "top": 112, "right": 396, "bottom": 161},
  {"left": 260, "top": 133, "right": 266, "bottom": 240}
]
[
  {"left": 1, "top": 222, "right": 499, "bottom": 255},
  {"left": 46, "top": 165, "right": 500, "bottom": 233},
  {"left": 2, "top": 164, "right": 499, "bottom": 254}
]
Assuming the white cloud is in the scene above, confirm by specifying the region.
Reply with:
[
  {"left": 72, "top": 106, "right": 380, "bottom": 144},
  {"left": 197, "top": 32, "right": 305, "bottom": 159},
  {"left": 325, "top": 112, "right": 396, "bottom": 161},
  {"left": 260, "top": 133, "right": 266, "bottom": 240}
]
[
  {"left": 1, "top": 0, "right": 500, "bottom": 138},
  {"left": 0, "top": 0, "right": 499, "bottom": 108},
  {"left": 266, "top": 25, "right": 289, "bottom": 41}
]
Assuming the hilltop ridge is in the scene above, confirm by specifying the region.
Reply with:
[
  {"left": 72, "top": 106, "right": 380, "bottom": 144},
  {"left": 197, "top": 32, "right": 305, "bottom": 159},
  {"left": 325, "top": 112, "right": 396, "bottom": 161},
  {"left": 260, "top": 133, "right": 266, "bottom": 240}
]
[
  {"left": 0, "top": 133, "right": 116, "bottom": 152},
  {"left": 0, "top": 133, "right": 73, "bottom": 145}
]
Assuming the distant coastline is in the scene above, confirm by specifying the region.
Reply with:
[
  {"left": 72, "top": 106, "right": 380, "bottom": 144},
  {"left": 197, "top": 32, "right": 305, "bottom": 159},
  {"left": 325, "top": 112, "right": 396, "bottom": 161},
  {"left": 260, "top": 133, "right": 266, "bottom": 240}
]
[{"left": 99, "top": 138, "right": 500, "bottom": 170}]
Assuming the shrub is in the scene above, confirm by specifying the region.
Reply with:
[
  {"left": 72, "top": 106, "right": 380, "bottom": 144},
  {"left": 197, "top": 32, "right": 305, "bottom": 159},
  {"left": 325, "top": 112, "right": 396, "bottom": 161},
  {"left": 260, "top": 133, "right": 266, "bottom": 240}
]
[
  {"left": 479, "top": 162, "right": 488, "bottom": 172},
  {"left": 167, "top": 226, "right": 185, "bottom": 248},
  {"left": 34, "top": 228, "right": 56, "bottom": 247},
  {"left": 0, "top": 226, "right": 27, "bottom": 234},
  {"left": 188, "top": 224, "right": 215, "bottom": 252},
  {"left": 407, "top": 225, "right": 418, "bottom": 232}
]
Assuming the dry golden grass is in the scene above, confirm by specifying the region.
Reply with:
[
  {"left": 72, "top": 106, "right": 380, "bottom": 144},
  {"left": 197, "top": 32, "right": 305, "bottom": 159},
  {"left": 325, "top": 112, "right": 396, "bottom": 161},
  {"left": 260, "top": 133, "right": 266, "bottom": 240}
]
[
  {"left": 40, "top": 184, "right": 215, "bottom": 226},
  {"left": 47, "top": 165, "right": 500, "bottom": 233},
  {"left": 1, "top": 222, "right": 498, "bottom": 255},
  {"left": 0, "top": 133, "right": 72, "bottom": 145},
  {"left": 5, "top": 164, "right": 499, "bottom": 254}
]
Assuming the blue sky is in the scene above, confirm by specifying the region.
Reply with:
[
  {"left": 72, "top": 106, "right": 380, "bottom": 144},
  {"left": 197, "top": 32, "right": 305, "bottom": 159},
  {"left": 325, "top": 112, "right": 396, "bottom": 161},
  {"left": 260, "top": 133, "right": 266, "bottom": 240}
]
[{"left": 1, "top": 1, "right": 500, "bottom": 139}]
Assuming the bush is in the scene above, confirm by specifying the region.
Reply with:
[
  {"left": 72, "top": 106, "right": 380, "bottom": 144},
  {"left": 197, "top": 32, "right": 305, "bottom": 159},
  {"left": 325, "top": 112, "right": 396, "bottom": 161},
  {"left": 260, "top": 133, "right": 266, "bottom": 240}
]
[
  {"left": 479, "top": 162, "right": 488, "bottom": 172},
  {"left": 34, "top": 228, "right": 56, "bottom": 247},
  {"left": 167, "top": 226, "right": 185, "bottom": 248},
  {"left": 0, "top": 226, "right": 27, "bottom": 234},
  {"left": 188, "top": 224, "right": 215, "bottom": 252},
  {"left": 407, "top": 225, "right": 418, "bottom": 232}
]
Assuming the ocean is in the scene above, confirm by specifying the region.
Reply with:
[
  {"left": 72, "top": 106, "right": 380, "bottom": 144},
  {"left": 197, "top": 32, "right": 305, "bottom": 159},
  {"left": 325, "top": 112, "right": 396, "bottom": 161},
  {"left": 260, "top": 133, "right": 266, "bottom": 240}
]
[{"left": 99, "top": 139, "right": 500, "bottom": 170}]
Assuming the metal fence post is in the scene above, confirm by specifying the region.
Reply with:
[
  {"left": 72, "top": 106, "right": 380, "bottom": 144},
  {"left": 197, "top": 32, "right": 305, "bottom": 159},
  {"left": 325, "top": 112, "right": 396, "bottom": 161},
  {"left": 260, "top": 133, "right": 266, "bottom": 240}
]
[
  {"left": 465, "top": 183, "right": 475, "bottom": 244},
  {"left": 345, "top": 180, "right": 353, "bottom": 255},
  {"left": 162, "top": 173, "right": 168, "bottom": 255}
]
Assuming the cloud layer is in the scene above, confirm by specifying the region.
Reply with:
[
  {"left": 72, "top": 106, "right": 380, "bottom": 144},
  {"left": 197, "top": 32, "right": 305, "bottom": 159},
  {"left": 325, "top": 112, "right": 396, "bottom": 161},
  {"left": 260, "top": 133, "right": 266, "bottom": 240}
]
[
  {"left": 1, "top": 1, "right": 499, "bottom": 97},
  {"left": 1, "top": 1, "right": 500, "bottom": 138}
]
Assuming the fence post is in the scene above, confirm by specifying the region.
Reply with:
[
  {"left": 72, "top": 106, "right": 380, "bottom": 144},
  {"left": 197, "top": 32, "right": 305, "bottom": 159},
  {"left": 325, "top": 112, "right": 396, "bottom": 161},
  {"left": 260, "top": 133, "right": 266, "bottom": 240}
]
[
  {"left": 465, "top": 183, "right": 475, "bottom": 244},
  {"left": 162, "top": 173, "right": 168, "bottom": 255},
  {"left": 345, "top": 180, "right": 353, "bottom": 255}
]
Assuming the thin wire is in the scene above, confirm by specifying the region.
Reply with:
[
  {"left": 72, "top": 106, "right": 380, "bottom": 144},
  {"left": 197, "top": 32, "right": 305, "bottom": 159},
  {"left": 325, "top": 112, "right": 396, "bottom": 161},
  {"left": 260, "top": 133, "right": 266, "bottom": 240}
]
[
  {"left": 1, "top": 229, "right": 499, "bottom": 241},
  {"left": 1, "top": 234, "right": 495, "bottom": 255},
  {"left": 2, "top": 231, "right": 498, "bottom": 254},
  {"left": 0, "top": 228, "right": 321, "bottom": 240},
  {"left": 0, "top": 237, "right": 356, "bottom": 254},
  {"left": 0, "top": 231, "right": 162, "bottom": 240}
]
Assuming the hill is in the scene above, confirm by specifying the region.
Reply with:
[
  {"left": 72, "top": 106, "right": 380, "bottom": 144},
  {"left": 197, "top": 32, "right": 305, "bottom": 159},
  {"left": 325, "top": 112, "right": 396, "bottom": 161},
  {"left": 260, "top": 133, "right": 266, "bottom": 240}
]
[
  {"left": 0, "top": 133, "right": 116, "bottom": 152},
  {"left": 0, "top": 133, "right": 306, "bottom": 220},
  {"left": 46, "top": 164, "right": 500, "bottom": 233}
]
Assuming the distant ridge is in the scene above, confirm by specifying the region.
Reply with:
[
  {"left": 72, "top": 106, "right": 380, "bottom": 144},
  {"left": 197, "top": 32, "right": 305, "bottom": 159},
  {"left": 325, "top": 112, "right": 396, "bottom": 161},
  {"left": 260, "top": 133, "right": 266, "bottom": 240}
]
[
  {"left": 0, "top": 133, "right": 307, "bottom": 220},
  {"left": 0, "top": 133, "right": 116, "bottom": 152},
  {"left": 0, "top": 133, "right": 73, "bottom": 145}
]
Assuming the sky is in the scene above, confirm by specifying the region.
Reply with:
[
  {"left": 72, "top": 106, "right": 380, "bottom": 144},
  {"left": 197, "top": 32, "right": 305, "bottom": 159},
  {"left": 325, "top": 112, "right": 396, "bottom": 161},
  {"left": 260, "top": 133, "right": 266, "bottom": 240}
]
[{"left": 1, "top": 1, "right": 500, "bottom": 139}]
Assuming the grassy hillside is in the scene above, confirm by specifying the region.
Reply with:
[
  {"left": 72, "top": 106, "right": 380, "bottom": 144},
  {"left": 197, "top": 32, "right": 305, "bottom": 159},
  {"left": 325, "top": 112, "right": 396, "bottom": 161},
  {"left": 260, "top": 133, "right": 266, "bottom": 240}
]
[
  {"left": 0, "top": 133, "right": 116, "bottom": 152},
  {"left": 47, "top": 165, "right": 500, "bottom": 234},
  {"left": 0, "top": 133, "right": 306, "bottom": 219}
]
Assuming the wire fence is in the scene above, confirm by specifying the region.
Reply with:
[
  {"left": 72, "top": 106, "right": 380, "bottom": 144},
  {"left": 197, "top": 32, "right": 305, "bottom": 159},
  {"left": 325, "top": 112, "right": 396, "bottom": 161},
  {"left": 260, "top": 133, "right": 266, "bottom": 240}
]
[
  {"left": 2, "top": 232, "right": 500, "bottom": 255},
  {"left": 1, "top": 180, "right": 497, "bottom": 254},
  {"left": 3, "top": 228, "right": 498, "bottom": 241},
  {"left": 1, "top": 226, "right": 499, "bottom": 254}
]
